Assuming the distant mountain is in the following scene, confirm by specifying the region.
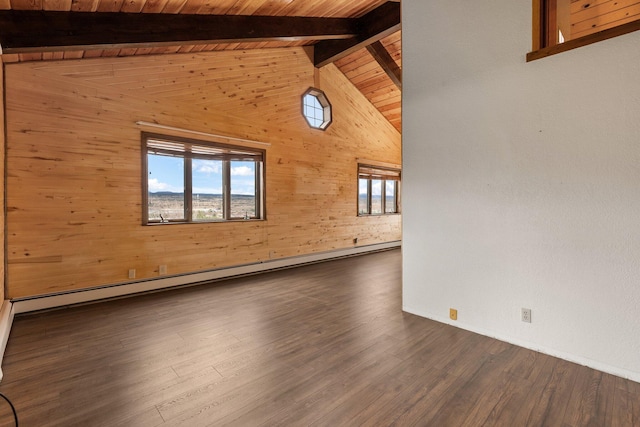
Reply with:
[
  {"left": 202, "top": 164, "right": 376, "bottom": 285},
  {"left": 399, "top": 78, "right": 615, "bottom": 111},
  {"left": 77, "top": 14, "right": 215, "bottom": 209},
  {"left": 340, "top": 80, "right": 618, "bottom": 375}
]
[{"left": 151, "top": 191, "right": 183, "bottom": 196}]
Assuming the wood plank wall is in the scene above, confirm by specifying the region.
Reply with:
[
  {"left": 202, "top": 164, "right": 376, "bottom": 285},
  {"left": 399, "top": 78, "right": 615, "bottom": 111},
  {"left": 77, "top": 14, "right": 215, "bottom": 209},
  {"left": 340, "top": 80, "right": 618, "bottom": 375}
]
[
  {"left": 569, "top": 0, "right": 640, "bottom": 39},
  {"left": 0, "top": 61, "right": 5, "bottom": 303},
  {"left": 3, "top": 48, "right": 401, "bottom": 299}
]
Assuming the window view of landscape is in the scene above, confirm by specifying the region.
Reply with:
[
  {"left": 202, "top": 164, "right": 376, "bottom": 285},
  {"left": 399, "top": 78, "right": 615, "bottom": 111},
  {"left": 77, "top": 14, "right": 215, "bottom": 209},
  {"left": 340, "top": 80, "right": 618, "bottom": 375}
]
[
  {"left": 358, "top": 177, "right": 398, "bottom": 215},
  {"left": 385, "top": 181, "right": 397, "bottom": 213},
  {"left": 146, "top": 141, "right": 261, "bottom": 223},
  {"left": 148, "top": 192, "right": 185, "bottom": 222},
  {"left": 148, "top": 193, "right": 256, "bottom": 221},
  {"left": 371, "top": 179, "right": 383, "bottom": 214},
  {"left": 193, "top": 193, "right": 223, "bottom": 220},
  {"left": 358, "top": 194, "right": 397, "bottom": 215}
]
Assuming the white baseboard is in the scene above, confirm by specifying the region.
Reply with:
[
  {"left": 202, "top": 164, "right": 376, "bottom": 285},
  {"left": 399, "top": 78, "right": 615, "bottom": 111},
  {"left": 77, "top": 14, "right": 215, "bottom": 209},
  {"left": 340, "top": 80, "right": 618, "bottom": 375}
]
[
  {"left": 12, "top": 241, "right": 401, "bottom": 314},
  {"left": 0, "top": 300, "right": 15, "bottom": 382},
  {"left": 402, "top": 305, "right": 640, "bottom": 384}
]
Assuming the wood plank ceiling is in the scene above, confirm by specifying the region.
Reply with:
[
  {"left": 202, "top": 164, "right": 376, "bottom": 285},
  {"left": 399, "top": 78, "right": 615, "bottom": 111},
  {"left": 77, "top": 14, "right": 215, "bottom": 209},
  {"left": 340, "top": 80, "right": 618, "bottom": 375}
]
[{"left": 0, "top": 0, "right": 402, "bottom": 132}]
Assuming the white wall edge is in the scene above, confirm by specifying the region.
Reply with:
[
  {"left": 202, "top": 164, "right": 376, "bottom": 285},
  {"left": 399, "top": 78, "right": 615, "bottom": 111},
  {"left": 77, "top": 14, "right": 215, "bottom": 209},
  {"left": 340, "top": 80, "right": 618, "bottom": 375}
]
[
  {"left": 11, "top": 241, "right": 401, "bottom": 315},
  {"left": 403, "top": 305, "right": 640, "bottom": 384},
  {"left": 0, "top": 300, "right": 16, "bottom": 382}
]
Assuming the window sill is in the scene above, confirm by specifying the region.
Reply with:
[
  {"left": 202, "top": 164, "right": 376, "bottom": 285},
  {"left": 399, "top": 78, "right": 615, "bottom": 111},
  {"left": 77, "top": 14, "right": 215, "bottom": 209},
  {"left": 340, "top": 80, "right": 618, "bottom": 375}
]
[
  {"left": 527, "top": 19, "right": 640, "bottom": 62},
  {"left": 357, "top": 213, "right": 401, "bottom": 217},
  {"left": 145, "top": 219, "right": 265, "bottom": 226}
]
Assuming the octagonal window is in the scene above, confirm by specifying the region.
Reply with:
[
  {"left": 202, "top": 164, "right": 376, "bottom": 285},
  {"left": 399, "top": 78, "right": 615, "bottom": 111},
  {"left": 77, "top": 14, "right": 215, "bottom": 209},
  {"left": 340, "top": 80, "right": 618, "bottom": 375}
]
[{"left": 302, "top": 88, "right": 332, "bottom": 130}]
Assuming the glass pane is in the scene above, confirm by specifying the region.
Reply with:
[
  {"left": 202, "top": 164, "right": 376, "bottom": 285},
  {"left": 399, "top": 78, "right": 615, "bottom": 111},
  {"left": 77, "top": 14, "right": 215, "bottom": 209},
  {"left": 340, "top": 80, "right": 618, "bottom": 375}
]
[
  {"left": 303, "top": 93, "right": 324, "bottom": 128},
  {"left": 385, "top": 181, "right": 397, "bottom": 213},
  {"left": 358, "top": 179, "right": 369, "bottom": 215},
  {"left": 230, "top": 161, "right": 257, "bottom": 218},
  {"left": 147, "top": 153, "right": 185, "bottom": 222},
  {"left": 192, "top": 158, "right": 223, "bottom": 221},
  {"left": 371, "top": 179, "right": 382, "bottom": 214}
]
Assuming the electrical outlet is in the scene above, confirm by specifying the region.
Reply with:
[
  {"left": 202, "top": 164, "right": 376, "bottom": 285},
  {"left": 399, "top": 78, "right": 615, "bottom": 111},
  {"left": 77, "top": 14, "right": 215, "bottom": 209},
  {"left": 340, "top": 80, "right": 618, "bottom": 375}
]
[
  {"left": 521, "top": 308, "right": 532, "bottom": 323},
  {"left": 449, "top": 308, "right": 458, "bottom": 321},
  {"left": 159, "top": 265, "right": 167, "bottom": 275},
  {"left": 128, "top": 269, "right": 136, "bottom": 279}
]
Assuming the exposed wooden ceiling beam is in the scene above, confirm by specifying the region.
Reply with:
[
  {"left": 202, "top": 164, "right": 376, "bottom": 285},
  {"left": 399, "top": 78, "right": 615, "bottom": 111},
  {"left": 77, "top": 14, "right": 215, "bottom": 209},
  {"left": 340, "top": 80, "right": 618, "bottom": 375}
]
[
  {"left": 0, "top": 10, "right": 358, "bottom": 53},
  {"left": 314, "top": 2, "right": 401, "bottom": 68},
  {"left": 366, "top": 41, "right": 402, "bottom": 89}
]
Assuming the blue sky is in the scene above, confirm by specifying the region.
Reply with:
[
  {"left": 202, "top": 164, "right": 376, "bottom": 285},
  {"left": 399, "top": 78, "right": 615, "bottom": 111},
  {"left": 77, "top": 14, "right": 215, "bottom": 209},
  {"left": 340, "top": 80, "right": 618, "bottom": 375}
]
[
  {"left": 148, "top": 154, "right": 256, "bottom": 195},
  {"left": 149, "top": 154, "right": 390, "bottom": 196},
  {"left": 359, "top": 179, "right": 384, "bottom": 196}
]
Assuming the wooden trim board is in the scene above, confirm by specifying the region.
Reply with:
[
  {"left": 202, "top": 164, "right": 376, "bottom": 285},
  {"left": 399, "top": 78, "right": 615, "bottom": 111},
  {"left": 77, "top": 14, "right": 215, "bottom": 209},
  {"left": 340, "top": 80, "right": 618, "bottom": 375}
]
[{"left": 136, "top": 121, "right": 272, "bottom": 148}]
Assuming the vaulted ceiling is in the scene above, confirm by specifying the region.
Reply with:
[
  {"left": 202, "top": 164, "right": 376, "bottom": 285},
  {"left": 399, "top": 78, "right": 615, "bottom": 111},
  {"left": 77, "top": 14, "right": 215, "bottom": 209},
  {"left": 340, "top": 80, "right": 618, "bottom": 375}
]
[{"left": 0, "top": 0, "right": 402, "bottom": 132}]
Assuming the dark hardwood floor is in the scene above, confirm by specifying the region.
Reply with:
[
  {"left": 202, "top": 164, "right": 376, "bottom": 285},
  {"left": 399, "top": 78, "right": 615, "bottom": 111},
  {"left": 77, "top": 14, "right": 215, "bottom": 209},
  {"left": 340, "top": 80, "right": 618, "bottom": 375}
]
[{"left": 0, "top": 248, "right": 638, "bottom": 426}]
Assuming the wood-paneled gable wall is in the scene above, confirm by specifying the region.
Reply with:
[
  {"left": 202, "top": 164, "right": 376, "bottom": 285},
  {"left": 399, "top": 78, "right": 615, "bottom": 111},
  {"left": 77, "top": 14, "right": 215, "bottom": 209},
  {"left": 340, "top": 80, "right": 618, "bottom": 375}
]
[
  {"left": 335, "top": 31, "right": 401, "bottom": 132},
  {"left": 3, "top": 48, "right": 401, "bottom": 299}
]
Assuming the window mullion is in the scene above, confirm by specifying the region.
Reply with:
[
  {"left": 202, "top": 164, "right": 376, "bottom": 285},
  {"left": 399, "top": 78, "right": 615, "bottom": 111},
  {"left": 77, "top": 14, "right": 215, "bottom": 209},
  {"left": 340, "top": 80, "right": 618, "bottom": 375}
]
[
  {"left": 394, "top": 181, "right": 399, "bottom": 213},
  {"left": 367, "top": 179, "right": 372, "bottom": 215},
  {"left": 185, "top": 156, "right": 193, "bottom": 222},
  {"left": 254, "top": 161, "right": 261, "bottom": 219},
  {"left": 381, "top": 179, "right": 387, "bottom": 213},
  {"left": 223, "top": 161, "right": 231, "bottom": 219}
]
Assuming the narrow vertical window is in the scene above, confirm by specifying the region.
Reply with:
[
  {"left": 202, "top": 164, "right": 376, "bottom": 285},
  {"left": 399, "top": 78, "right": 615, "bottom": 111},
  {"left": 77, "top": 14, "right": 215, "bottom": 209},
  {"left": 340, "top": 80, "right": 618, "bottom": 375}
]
[
  {"left": 371, "top": 179, "right": 383, "bottom": 214},
  {"left": 148, "top": 153, "right": 185, "bottom": 222},
  {"left": 358, "top": 178, "right": 369, "bottom": 215},
  {"left": 385, "top": 180, "right": 397, "bottom": 214},
  {"left": 230, "top": 160, "right": 258, "bottom": 219},
  {"left": 192, "top": 159, "right": 223, "bottom": 221}
]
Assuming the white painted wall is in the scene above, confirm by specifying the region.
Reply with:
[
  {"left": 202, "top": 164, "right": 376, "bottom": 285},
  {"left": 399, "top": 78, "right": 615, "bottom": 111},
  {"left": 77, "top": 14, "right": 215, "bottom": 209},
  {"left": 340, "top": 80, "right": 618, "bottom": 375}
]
[{"left": 403, "top": 0, "right": 640, "bottom": 381}]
